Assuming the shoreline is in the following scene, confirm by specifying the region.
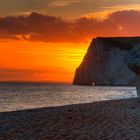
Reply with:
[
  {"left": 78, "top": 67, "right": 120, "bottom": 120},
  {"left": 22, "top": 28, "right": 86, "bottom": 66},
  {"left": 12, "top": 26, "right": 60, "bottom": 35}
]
[{"left": 1, "top": 98, "right": 140, "bottom": 139}]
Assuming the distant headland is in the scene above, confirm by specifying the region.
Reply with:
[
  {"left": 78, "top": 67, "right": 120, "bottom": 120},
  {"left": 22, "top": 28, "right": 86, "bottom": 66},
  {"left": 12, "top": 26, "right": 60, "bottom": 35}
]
[{"left": 73, "top": 37, "right": 140, "bottom": 86}]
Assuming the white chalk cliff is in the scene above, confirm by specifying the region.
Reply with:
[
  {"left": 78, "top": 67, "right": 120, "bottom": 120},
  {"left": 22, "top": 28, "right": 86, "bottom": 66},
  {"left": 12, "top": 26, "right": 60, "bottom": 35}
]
[
  {"left": 125, "top": 45, "right": 140, "bottom": 96},
  {"left": 73, "top": 37, "right": 140, "bottom": 85}
]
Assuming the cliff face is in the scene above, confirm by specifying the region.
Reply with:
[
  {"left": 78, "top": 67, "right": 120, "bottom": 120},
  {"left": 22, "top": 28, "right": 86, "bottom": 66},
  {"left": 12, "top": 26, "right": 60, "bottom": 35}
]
[
  {"left": 73, "top": 37, "right": 140, "bottom": 86},
  {"left": 125, "top": 45, "right": 140, "bottom": 74}
]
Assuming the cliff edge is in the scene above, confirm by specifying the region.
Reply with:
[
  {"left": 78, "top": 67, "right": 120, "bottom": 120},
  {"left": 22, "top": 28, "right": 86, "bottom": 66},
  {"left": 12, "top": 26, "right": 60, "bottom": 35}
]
[{"left": 73, "top": 37, "right": 140, "bottom": 86}]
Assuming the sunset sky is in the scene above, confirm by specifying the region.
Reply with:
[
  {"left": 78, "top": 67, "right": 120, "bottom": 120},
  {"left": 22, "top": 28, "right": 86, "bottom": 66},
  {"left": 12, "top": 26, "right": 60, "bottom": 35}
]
[{"left": 1, "top": 0, "right": 140, "bottom": 83}]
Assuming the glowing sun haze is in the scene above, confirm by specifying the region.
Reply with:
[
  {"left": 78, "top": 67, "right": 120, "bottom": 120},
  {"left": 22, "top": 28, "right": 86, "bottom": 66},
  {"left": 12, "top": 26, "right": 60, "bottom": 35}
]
[{"left": 1, "top": 0, "right": 140, "bottom": 83}]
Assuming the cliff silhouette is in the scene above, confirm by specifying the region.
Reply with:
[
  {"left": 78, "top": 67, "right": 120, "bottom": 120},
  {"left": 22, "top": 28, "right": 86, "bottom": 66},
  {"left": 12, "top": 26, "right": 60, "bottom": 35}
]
[{"left": 73, "top": 37, "right": 140, "bottom": 85}]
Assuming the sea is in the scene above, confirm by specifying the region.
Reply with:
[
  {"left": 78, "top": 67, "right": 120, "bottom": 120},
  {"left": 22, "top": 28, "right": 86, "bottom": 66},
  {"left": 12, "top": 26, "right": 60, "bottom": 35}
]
[{"left": 0, "top": 83, "right": 137, "bottom": 112}]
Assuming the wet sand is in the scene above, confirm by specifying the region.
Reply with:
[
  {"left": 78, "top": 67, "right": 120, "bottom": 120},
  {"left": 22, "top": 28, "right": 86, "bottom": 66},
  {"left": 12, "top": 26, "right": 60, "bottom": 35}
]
[{"left": 0, "top": 98, "right": 140, "bottom": 140}]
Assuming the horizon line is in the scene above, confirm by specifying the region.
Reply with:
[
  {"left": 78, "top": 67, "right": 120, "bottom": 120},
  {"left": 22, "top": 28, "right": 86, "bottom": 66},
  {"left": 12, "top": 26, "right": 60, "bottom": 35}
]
[{"left": 0, "top": 80, "right": 72, "bottom": 84}]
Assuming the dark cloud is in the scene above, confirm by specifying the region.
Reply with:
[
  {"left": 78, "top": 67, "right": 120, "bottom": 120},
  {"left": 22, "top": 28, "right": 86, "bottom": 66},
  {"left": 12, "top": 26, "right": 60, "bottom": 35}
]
[
  {"left": 0, "top": 68, "right": 42, "bottom": 81},
  {"left": 0, "top": 68, "right": 46, "bottom": 77},
  {"left": 0, "top": 67, "right": 73, "bottom": 81},
  {"left": 0, "top": 0, "right": 140, "bottom": 18},
  {"left": 0, "top": 10, "right": 140, "bottom": 42}
]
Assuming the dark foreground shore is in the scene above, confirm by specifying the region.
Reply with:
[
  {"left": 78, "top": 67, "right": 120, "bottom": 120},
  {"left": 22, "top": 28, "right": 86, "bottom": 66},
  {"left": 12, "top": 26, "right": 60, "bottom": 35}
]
[{"left": 1, "top": 98, "right": 140, "bottom": 140}]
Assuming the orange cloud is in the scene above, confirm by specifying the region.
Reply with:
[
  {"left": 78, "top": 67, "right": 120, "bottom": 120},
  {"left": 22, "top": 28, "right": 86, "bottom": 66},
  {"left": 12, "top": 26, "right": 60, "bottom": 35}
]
[
  {"left": 0, "top": 10, "right": 140, "bottom": 43},
  {"left": 48, "top": 0, "right": 81, "bottom": 7},
  {"left": 82, "top": 4, "right": 140, "bottom": 20}
]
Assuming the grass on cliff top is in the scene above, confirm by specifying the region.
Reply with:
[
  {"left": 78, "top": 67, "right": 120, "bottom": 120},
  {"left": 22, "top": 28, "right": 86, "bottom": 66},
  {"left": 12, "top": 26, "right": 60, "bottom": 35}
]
[{"left": 96, "top": 37, "right": 140, "bottom": 50}]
